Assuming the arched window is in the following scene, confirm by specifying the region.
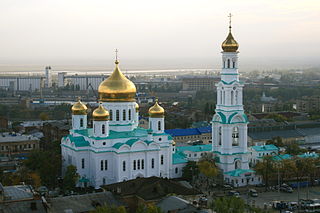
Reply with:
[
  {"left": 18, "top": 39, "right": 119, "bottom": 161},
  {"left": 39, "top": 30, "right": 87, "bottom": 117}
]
[
  {"left": 141, "top": 159, "right": 144, "bottom": 169},
  {"left": 102, "top": 124, "right": 105, "bottom": 134},
  {"left": 227, "top": 59, "right": 230, "bottom": 68},
  {"left": 161, "top": 155, "right": 164, "bottom": 165},
  {"left": 94, "top": 124, "right": 95, "bottom": 134},
  {"left": 235, "top": 91, "right": 238, "bottom": 104},
  {"left": 151, "top": 158, "right": 155, "bottom": 168},
  {"left": 158, "top": 121, "right": 161, "bottom": 131},
  {"left": 149, "top": 121, "right": 152, "bottom": 129},
  {"left": 220, "top": 91, "right": 222, "bottom": 104},
  {"left": 218, "top": 126, "right": 222, "bottom": 145},
  {"left": 231, "top": 91, "right": 234, "bottom": 105},
  {"left": 109, "top": 110, "right": 113, "bottom": 121},
  {"left": 123, "top": 161, "right": 126, "bottom": 171},
  {"left": 232, "top": 127, "right": 239, "bottom": 146},
  {"left": 137, "top": 160, "right": 140, "bottom": 170},
  {"left": 223, "top": 91, "right": 225, "bottom": 104},
  {"left": 128, "top": 109, "right": 131, "bottom": 120},
  {"left": 104, "top": 160, "right": 108, "bottom": 170},
  {"left": 80, "top": 118, "right": 83, "bottom": 127},
  {"left": 223, "top": 59, "right": 226, "bottom": 68},
  {"left": 100, "top": 160, "right": 103, "bottom": 171},
  {"left": 175, "top": 167, "right": 178, "bottom": 174},
  {"left": 81, "top": 158, "right": 85, "bottom": 169},
  {"left": 235, "top": 160, "right": 241, "bottom": 170},
  {"left": 123, "top": 109, "right": 126, "bottom": 121},
  {"left": 116, "top": 110, "right": 120, "bottom": 121},
  {"left": 233, "top": 61, "right": 236, "bottom": 68},
  {"left": 133, "top": 160, "right": 136, "bottom": 170}
]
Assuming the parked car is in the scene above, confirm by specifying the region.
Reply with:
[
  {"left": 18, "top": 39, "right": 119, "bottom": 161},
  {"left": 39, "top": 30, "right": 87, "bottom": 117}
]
[
  {"left": 223, "top": 184, "right": 233, "bottom": 190},
  {"left": 228, "top": 190, "right": 240, "bottom": 198},
  {"left": 280, "top": 186, "right": 293, "bottom": 193},
  {"left": 249, "top": 189, "right": 258, "bottom": 197}
]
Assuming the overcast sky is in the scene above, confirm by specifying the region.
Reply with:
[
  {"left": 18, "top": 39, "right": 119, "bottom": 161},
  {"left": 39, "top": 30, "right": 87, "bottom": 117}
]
[{"left": 0, "top": 0, "right": 319, "bottom": 70}]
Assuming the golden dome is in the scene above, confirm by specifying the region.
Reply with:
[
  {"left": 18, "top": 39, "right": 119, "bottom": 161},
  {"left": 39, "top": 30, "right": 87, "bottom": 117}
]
[
  {"left": 93, "top": 104, "right": 109, "bottom": 121},
  {"left": 98, "top": 60, "right": 136, "bottom": 102},
  {"left": 172, "top": 141, "right": 176, "bottom": 146},
  {"left": 71, "top": 98, "right": 87, "bottom": 115},
  {"left": 135, "top": 103, "right": 139, "bottom": 111},
  {"left": 221, "top": 26, "right": 239, "bottom": 52},
  {"left": 148, "top": 99, "right": 165, "bottom": 118}
]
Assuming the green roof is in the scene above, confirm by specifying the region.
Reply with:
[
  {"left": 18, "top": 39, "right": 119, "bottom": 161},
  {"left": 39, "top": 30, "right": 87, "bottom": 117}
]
[
  {"left": 224, "top": 169, "right": 255, "bottom": 177},
  {"left": 68, "top": 135, "right": 90, "bottom": 147},
  {"left": 112, "top": 139, "right": 156, "bottom": 149},
  {"left": 173, "top": 151, "right": 188, "bottom": 164},
  {"left": 273, "top": 154, "right": 292, "bottom": 161},
  {"left": 252, "top": 144, "right": 279, "bottom": 152},
  {"left": 176, "top": 144, "right": 212, "bottom": 153},
  {"left": 298, "top": 152, "right": 319, "bottom": 159}
]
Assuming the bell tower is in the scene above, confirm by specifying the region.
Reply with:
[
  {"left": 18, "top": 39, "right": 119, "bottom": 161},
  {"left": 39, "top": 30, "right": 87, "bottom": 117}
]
[{"left": 212, "top": 14, "right": 249, "bottom": 174}]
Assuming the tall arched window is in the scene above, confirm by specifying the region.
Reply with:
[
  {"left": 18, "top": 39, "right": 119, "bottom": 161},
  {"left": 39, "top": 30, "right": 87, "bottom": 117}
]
[
  {"left": 235, "top": 91, "right": 238, "bottom": 104},
  {"left": 218, "top": 126, "right": 222, "bottom": 145},
  {"left": 235, "top": 160, "right": 241, "bottom": 170},
  {"left": 231, "top": 91, "right": 234, "bottom": 105},
  {"left": 94, "top": 124, "right": 96, "bottom": 134},
  {"left": 220, "top": 91, "right": 222, "bottom": 104},
  {"left": 100, "top": 160, "right": 103, "bottom": 171},
  {"left": 116, "top": 110, "right": 120, "bottom": 121},
  {"left": 233, "top": 61, "right": 236, "bottom": 68},
  {"left": 128, "top": 109, "right": 132, "bottom": 120},
  {"left": 149, "top": 121, "right": 152, "bottom": 129},
  {"left": 232, "top": 127, "right": 239, "bottom": 146},
  {"left": 227, "top": 59, "right": 230, "bottom": 68},
  {"left": 123, "top": 109, "right": 126, "bottom": 121},
  {"left": 102, "top": 124, "right": 105, "bottom": 134},
  {"left": 158, "top": 121, "right": 161, "bottom": 131},
  {"left": 133, "top": 160, "right": 136, "bottom": 170},
  {"left": 161, "top": 155, "right": 164, "bottom": 165},
  {"left": 151, "top": 158, "right": 155, "bottom": 168},
  {"left": 137, "top": 160, "right": 140, "bottom": 170},
  {"left": 109, "top": 110, "right": 113, "bottom": 121},
  {"left": 104, "top": 160, "right": 108, "bottom": 170},
  {"left": 81, "top": 158, "right": 85, "bottom": 169},
  {"left": 123, "top": 161, "right": 126, "bottom": 171},
  {"left": 223, "top": 59, "right": 226, "bottom": 68},
  {"left": 80, "top": 118, "right": 83, "bottom": 127},
  {"left": 141, "top": 159, "right": 144, "bottom": 169},
  {"left": 223, "top": 91, "right": 225, "bottom": 104}
]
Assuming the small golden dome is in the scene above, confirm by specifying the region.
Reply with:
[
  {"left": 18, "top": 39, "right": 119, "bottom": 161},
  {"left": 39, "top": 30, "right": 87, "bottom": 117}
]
[
  {"left": 93, "top": 104, "right": 109, "bottom": 121},
  {"left": 135, "top": 103, "right": 139, "bottom": 111},
  {"left": 98, "top": 60, "right": 136, "bottom": 102},
  {"left": 148, "top": 99, "right": 165, "bottom": 118},
  {"left": 172, "top": 141, "right": 176, "bottom": 146},
  {"left": 221, "top": 27, "right": 239, "bottom": 52},
  {"left": 71, "top": 98, "right": 87, "bottom": 115}
]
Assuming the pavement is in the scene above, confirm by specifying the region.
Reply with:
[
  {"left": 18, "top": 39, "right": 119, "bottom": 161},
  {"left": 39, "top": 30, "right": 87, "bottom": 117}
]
[{"left": 241, "top": 186, "right": 320, "bottom": 211}]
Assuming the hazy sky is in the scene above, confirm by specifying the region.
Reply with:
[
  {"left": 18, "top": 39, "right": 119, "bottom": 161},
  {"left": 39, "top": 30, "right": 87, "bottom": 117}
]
[{"left": 0, "top": 0, "right": 319, "bottom": 70}]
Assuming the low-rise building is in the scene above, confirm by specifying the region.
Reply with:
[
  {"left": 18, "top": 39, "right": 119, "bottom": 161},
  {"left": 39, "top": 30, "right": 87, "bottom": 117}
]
[
  {"left": 248, "top": 144, "right": 279, "bottom": 166},
  {"left": 165, "top": 127, "right": 212, "bottom": 144},
  {"left": 0, "top": 132, "right": 40, "bottom": 156}
]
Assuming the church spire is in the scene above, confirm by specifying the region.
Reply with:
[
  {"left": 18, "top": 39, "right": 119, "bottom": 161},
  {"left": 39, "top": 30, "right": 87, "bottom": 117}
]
[{"left": 221, "top": 13, "right": 239, "bottom": 52}]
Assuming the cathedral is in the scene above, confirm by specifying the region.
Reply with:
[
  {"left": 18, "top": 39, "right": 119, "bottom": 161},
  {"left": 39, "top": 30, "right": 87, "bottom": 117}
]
[{"left": 61, "top": 18, "right": 260, "bottom": 188}]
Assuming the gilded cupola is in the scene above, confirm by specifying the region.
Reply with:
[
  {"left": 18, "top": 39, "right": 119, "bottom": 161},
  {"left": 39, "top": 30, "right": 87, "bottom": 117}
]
[
  {"left": 71, "top": 98, "right": 87, "bottom": 115},
  {"left": 148, "top": 99, "right": 165, "bottom": 118},
  {"left": 135, "top": 103, "right": 139, "bottom": 112},
  {"left": 93, "top": 103, "right": 109, "bottom": 121},
  {"left": 221, "top": 14, "right": 239, "bottom": 52},
  {"left": 98, "top": 59, "right": 136, "bottom": 102}
]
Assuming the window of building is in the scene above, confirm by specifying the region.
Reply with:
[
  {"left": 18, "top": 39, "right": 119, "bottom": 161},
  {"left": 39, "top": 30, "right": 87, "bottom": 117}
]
[
  {"left": 219, "top": 126, "right": 222, "bottom": 145},
  {"left": 233, "top": 61, "right": 236, "bottom": 68},
  {"left": 137, "top": 160, "right": 140, "bottom": 170},
  {"left": 161, "top": 155, "right": 164, "bottom": 165},
  {"left": 141, "top": 159, "right": 144, "bottom": 169},
  {"left": 158, "top": 121, "right": 161, "bottom": 131},
  {"left": 231, "top": 90, "right": 234, "bottom": 105},
  {"left": 227, "top": 59, "right": 230, "bottom": 68},
  {"left": 151, "top": 158, "right": 155, "bottom": 168},
  {"left": 194, "top": 153, "right": 197, "bottom": 157},
  {"left": 104, "top": 160, "right": 108, "bottom": 170},
  {"left": 80, "top": 118, "right": 84, "bottom": 127},
  {"left": 128, "top": 109, "right": 131, "bottom": 120},
  {"left": 175, "top": 167, "right": 178, "bottom": 174},
  {"left": 123, "top": 109, "right": 126, "bottom": 120},
  {"left": 100, "top": 160, "right": 103, "bottom": 171},
  {"left": 123, "top": 161, "right": 126, "bottom": 171},
  {"left": 102, "top": 124, "right": 105, "bottom": 134},
  {"left": 81, "top": 158, "right": 85, "bottom": 169},
  {"left": 109, "top": 110, "right": 113, "bottom": 121},
  {"left": 133, "top": 160, "right": 136, "bottom": 170},
  {"left": 116, "top": 110, "right": 120, "bottom": 121},
  {"left": 232, "top": 127, "right": 239, "bottom": 146},
  {"left": 223, "top": 91, "right": 225, "bottom": 104}
]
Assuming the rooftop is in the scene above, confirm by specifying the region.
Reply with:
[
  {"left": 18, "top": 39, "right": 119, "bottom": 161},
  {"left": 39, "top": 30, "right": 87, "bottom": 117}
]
[
  {"left": 165, "top": 126, "right": 212, "bottom": 137},
  {"left": 0, "top": 133, "right": 39, "bottom": 143},
  {"left": 252, "top": 144, "right": 279, "bottom": 152},
  {"left": 224, "top": 169, "right": 255, "bottom": 177}
]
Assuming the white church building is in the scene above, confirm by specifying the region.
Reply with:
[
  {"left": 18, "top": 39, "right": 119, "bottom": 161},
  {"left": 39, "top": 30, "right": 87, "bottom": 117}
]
[{"left": 61, "top": 18, "right": 261, "bottom": 188}]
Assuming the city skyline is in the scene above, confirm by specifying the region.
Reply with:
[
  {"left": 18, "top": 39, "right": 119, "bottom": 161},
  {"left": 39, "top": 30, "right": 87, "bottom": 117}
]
[{"left": 0, "top": 0, "right": 319, "bottom": 70}]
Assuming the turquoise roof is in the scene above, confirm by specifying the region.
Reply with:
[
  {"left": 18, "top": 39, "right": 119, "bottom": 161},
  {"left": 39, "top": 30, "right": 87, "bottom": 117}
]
[
  {"left": 173, "top": 151, "right": 188, "bottom": 164},
  {"left": 298, "top": 152, "right": 319, "bottom": 159},
  {"left": 273, "top": 154, "right": 292, "bottom": 161},
  {"left": 112, "top": 139, "right": 155, "bottom": 149},
  {"left": 224, "top": 169, "right": 255, "bottom": 177},
  {"left": 176, "top": 144, "right": 212, "bottom": 153},
  {"left": 252, "top": 144, "right": 279, "bottom": 152},
  {"left": 68, "top": 135, "right": 90, "bottom": 147}
]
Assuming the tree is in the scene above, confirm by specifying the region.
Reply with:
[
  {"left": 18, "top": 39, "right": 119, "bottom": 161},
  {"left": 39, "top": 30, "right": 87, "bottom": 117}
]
[
  {"left": 266, "top": 136, "right": 284, "bottom": 147},
  {"left": 198, "top": 160, "right": 218, "bottom": 179},
  {"left": 211, "top": 197, "right": 245, "bottom": 213},
  {"left": 39, "top": 112, "right": 49, "bottom": 121},
  {"left": 285, "top": 143, "right": 306, "bottom": 155},
  {"left": 254, "top": 155, "right": 276, "bottom": 188},
  {"left": 135, "top": 204, "right": 163, "bottom": 213},
  {"left": 182, "top": 161, "right": 199, "bottom": 182},
  {"left": 92, "top": 205, "right": 127, "bottom": 213},
  {"left": 63, "top": 165, "right": 79, "bottom": 192}
]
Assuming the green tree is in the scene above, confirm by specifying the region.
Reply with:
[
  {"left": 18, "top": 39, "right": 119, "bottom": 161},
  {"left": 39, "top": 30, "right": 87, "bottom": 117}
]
[
  {"left": 182, "top": 161, "right": 199, "bottom": 182},
  {"left": 211, "top": 197, "right": 245, "bottom": 213},
  {"left": 198, "top": 160, "right": 218, "bottom": 178},
  {"left": 285, "top": 143, "right": 306, "bottom": 155},
  {"left": 63, "top": 165, "right": 79, "bottom": 192},
  {"left": 92, "top": 205, "right": 127, "bottom": 213},
  {"left": 254, "top": 155, "right": 276, "bottom": 188},
  {"left": 39, "top": 112, "right": 49, "bottom": 121},
  {"left": 135, "top": 204, "right": 163, "bottom": 213}
]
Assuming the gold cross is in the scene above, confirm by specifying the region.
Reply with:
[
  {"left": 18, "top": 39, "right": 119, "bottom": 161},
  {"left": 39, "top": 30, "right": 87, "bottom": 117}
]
[
  {"left": 228, "top": 13, "right": 233, "bottom": 28},
  {"left": 115, "top": 49, "right": 118, "bottom": 61}
]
